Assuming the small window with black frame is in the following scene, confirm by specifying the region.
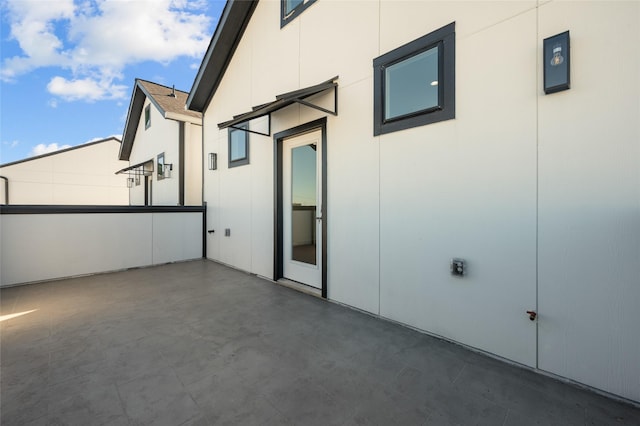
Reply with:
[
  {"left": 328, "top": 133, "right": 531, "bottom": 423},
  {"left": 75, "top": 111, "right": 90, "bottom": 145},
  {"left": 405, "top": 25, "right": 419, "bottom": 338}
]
[
  {"left": 373, "top": 22, "right": 455, "bottom": 136},
  {"left": 157, "top": 153, "right": 165, "bottom": 180},
  {"left": 281, "top": 0, "right": 316, "bottom": 28},
  {"left": 228, "top": 124, "right": 249, "bottom": 168},
  {"left": 145, "top": 104, "right": 151, "bottom": 129}
]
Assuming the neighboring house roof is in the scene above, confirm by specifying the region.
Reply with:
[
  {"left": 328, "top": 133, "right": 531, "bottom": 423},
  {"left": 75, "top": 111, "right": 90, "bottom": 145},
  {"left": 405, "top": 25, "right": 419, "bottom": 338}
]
[
  {"left": 0, "top": 137, "right": 121, "bottom": 168},
  {"left": 119, "top": 79, "right": 202, "bottom": 161},
  {"left": 187, "top": 1, "right": 258, "bottom": 112}
]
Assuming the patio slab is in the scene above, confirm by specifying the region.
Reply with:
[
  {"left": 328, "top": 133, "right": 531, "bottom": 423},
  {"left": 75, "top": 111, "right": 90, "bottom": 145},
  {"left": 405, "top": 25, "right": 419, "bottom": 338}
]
[{"left": 1, "top": 259, "right": 639, "bottom": 425}]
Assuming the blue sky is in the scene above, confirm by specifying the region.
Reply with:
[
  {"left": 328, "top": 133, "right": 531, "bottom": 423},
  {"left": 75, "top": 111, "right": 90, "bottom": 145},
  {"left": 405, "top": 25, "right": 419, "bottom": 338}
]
[{"left": 0, "top": 0, "right": 225, "bottom": 165}]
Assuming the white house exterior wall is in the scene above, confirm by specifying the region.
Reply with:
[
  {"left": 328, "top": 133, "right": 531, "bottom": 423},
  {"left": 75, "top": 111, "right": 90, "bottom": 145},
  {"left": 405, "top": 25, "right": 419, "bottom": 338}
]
[
  {"left": 0, "top": 139, "right": 128, "bottom": 205},
  {"left": 184, "top": 122, "right": 203, "bottom": 206},
  {"left": 201, "top": 1, "right": 639, "bottom": 402},
  {"left": 128, "top": 99, "right": 202, "bottom": 206},
  {"left": 537, "top": 1, "right": 640, "bottom": 404}
]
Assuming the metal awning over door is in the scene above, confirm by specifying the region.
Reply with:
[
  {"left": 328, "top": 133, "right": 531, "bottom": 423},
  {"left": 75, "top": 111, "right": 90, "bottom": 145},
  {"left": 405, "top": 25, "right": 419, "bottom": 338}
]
[
  {"left": 115, "top": 159, "right": 154, "bottom": 176},
  {"left": 218, "top": 76, "right": 338, "bottom": 136}
]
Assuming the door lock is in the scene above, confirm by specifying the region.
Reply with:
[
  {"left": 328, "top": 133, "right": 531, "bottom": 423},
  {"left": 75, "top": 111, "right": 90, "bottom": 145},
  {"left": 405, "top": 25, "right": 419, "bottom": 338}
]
[{"left": 526, "top": 310, "right": 537, "bottom": 321}]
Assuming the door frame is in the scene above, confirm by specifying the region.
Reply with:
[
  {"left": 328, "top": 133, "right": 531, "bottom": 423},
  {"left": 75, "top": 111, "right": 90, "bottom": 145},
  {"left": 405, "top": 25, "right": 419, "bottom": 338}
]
[{"left": 274, "top": 117, "right": 327, "bottom": 298}]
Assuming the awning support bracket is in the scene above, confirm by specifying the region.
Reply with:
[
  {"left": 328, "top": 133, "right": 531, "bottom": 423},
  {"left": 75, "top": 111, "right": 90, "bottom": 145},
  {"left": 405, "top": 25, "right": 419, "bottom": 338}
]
[
  {"left": 228, "top": 118, "right": 271, "bottom": 137},
  {"left": 217, "top": 77, "right": 339, "bottom": 136}
]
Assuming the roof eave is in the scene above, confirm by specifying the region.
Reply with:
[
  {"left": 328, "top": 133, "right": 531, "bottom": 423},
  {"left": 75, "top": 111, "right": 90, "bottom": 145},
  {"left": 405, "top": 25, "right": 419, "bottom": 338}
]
[
  {"left": 186, "top": 0, "right": 259, "bottom": 113},
  {"left": 164, "top": 112, "right": 202, "bottom": 125},
  {"left": 119, "top": 81, "right": 146, "bottom": 161}
]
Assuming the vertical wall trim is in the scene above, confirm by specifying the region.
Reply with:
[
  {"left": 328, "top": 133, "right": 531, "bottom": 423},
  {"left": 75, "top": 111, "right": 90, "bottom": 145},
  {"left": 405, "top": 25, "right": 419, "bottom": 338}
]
[
  {"left": 179, "top": 121, "right": 185, "bottom": 206},
  {"left": 377, "top": 0, "right": 382, "bottom": 316},
  {"left": 202, "top": 203, "right": 207, "bottom": 258},
  {"left": 535, "top": 1, "right": 540, "bottom": 369},
  {"left": 0, "top": 176, "right": 8, "bottom": 205},
  {"left": 144, "top": 176, "right": 149, "bottom": 206},
  {"left": 201, "top": 111, "right": 207, "bottom": 258}
]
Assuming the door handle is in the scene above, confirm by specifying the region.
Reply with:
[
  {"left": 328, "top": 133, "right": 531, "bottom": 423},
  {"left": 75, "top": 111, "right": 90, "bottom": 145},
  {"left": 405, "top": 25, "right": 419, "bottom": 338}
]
[
  {"left": 316, "top": 216, "right": 322, "bottom": 220},
  {"left": 526, "top": 310, "right": 537, "bottom": 321}
]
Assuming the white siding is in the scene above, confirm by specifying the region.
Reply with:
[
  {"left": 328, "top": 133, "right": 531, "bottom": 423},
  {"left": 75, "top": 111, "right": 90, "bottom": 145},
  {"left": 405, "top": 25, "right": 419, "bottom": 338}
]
[
  {"left": 537, "top": 1, "right": 640, "bottom": 403},
  {"left": 0, "top": 139, "right": 128, "bottom": 205},
  {"left": 201, "top": 0, "right": 639, "bottom": 402},
  {"left": 0, "top": 212, "right": 203, "bottom": 287},
  {"left": 128, "top": 100, "right": 202, "bottom": 206}
]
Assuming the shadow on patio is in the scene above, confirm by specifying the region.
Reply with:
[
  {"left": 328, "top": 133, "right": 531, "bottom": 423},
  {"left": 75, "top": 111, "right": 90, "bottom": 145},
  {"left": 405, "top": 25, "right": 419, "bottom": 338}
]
[{"left": 1, "top": 260, "right": 638, "bottom": 425}]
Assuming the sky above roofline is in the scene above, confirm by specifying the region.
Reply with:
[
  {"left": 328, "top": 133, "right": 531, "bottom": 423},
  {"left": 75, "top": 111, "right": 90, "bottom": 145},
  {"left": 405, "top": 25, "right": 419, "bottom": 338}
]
[{"left": 0, "top": 0, "right": 225, "bottom": 164}]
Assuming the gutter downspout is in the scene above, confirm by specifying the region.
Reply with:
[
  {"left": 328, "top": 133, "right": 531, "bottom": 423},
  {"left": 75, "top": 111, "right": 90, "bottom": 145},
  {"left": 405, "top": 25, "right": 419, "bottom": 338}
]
[{"left": 0, "top": 176, "right": 8, "bottom": 205}]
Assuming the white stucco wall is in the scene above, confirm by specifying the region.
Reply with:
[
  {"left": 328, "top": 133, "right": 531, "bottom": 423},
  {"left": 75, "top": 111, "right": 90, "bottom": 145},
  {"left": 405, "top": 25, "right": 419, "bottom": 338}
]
[
  {"left": 201, "top": 0, "right": 639, "bottom": 402},
  {"left": 536, "top": 1, "right": 640, "bottom": 404},
  {"left": 0, "top": 211, "right": 203, "bottom": 287},
  {"left": 185, "top": 122, "right": 203, "bottom": 206},
  {"left": 128, "top": 100, "right": 202, "bottom": 206},
  {"left": 0, "top": 139, "right": 128, "bottom": 205},
  {"left": 129, "top": 99, "right": 180, "bottom": 205}
]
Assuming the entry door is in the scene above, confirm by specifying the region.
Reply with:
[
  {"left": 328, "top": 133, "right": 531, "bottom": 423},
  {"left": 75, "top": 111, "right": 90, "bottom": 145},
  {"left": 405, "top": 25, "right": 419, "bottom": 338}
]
[{"left": 282, "top": 130, "right": 322, "bottom": 288}]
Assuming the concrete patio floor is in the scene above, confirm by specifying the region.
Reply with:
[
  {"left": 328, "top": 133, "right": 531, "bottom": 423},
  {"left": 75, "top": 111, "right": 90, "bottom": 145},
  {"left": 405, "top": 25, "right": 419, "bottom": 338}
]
[{"left": 1, "top": 260, "right": 639, "bottom": 426}]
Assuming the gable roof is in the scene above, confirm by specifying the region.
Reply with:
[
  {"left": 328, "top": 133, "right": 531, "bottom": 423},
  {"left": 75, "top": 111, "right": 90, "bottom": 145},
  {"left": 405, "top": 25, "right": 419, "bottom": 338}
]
[
  {"left": 0, "top": 137, "right": 121, "bottom": 168},
  {"left": 119, "top": 79, "right": 202, "bottom": 161},
  {"left": 187, "top": 1, "right": 258, "bottom": 112}
]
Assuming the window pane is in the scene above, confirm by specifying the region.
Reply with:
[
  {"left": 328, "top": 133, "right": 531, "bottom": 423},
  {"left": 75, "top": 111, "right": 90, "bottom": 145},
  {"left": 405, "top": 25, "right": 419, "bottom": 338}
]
[
  {"left": 384, "top": 46, "right": 439, "bottom": 120},
  {"left": 291, "top": 144, "right": 316, "bottom": 265},
  {"left": 230, "top": 130, "right": 246, "bottom": 161},
  {"left": 285, "top": 0, "right": 304, "bottom": 14}
]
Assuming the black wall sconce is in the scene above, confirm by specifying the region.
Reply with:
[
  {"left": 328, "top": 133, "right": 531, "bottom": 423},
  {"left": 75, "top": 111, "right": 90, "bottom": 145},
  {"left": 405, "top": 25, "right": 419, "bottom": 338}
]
[
  {"left": 544, "top": 31, "right": 570, "bottom": 94},
  {"left": 208, "top": 153, "right": 217, "bottom": 170},
  {"left": 163, "top": 163, "right": 173, "bottom": 179},
  {"left": 126, "top": 177, "right": 134, "bottom": 188}
]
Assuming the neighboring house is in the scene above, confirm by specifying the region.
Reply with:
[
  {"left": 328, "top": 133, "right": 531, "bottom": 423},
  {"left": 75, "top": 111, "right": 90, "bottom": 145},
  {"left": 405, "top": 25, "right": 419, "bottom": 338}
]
[
  {"left": 118, "top": 79, "right": 202, "bottom": 206},
  {"left": 187, "top": 1, "right": 639, "bottom": 404},
  {"left": 0, "top": 137, "right": 128, "bottom": 205}
]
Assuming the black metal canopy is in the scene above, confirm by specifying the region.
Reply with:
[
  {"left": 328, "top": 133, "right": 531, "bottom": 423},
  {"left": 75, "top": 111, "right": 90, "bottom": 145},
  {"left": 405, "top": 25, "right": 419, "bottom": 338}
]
[
  {"left": 115, "top": 159, "right": 154, "bottom": 176},
  {"left": 218, "top": 77, "right": 338, "bottom": 136}
]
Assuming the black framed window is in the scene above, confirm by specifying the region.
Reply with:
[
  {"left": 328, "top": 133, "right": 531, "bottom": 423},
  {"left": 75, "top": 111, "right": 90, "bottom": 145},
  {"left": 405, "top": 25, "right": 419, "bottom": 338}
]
[
  {"left": 145, "top": 105, "right": 151, "bottom": 129},
  {"left": 157, "top": 152, "right": 165, "bottom": 180},
  {"left": 373, "top": 22, "right": 455, "bottom": 136},
  {"left": 228, "top": 125, "right": 249, "bottom": 168},
  {"left": 281, "top": 0, "right": 316, "bottom": 28}
]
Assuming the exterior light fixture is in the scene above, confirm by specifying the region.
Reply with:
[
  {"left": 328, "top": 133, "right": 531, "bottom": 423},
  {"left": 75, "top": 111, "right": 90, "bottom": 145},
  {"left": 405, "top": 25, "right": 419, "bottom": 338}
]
[
  {"left": 208, "top": 153, "right": 217, "bottom": 170},
  {"left": 163, "top": 163, "right": 173, "bottom": 179},
  {"left": 543, "top": 31, "right": 570, "bottom": 94},
  {"left": 135, "top": 172, "right": 141, "bottom": 186},
  {"left": 127, "top": 177, "right": 134, "bottom": 188}
]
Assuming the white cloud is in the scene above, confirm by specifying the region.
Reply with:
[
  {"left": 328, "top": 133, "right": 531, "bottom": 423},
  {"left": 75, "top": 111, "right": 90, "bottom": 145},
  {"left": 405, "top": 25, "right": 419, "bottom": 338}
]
[
  {"left": 47, "top": 76, "right": 128, "bottom": 102},
  {"left": 30, "top": 143, "right": 72, "bottom": 157},
  {"left": 2, "top": 0, "right": 212, "bottom": 101},
  {"left": 3, "top": 140, "right": 20, "bottom": 149},
  {"left": 1, "top": 0, "right": 75, "bottom": 81}
]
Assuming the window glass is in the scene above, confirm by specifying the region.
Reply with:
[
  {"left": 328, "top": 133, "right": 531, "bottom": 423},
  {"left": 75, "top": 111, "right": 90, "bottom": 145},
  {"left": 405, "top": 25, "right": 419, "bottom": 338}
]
[
  {"left": 281, "top": 0, "right": 316, "bottom": 27},
  {"left": 145, "top": 105, "right": 151, "bottom": 129},
  {"left": 285, "top": 0, "right": 304, "bottom": 15},
  {"left": 228, "top": 125, "right": 249, "bottom": 168},
  {"left": 157, "top": 153, "right": 164, "bottom": 180},
  {"left": 230, "top": 129, "right": 247, "bottom": 161},
  {"left": 373, "top": 22, "right": 455, "bottom": 136},
  {"left": 384, "top": 46, "right": 439, "bottom": 120}
]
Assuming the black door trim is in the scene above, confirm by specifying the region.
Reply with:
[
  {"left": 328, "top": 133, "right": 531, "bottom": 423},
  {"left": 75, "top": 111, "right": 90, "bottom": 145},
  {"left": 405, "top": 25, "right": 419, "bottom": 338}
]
[{"left": 273, "top": 117, "right": 327, "bottom": 298}]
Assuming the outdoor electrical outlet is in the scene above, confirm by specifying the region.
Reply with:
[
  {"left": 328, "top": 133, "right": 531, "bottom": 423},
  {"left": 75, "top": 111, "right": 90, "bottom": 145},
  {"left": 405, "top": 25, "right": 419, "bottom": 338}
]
[
  {"left": 225, "top": 228, "right": 231, "bottom": 237},
  {"left": 450, "top": 258, "right": 465, "bottom": 276}
]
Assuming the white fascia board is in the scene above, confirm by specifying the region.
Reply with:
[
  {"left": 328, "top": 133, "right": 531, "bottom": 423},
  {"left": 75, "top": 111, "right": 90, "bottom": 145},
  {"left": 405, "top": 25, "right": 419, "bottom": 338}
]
[{"left": 164, "top": 112, "right": 202, "bottom": 125}]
